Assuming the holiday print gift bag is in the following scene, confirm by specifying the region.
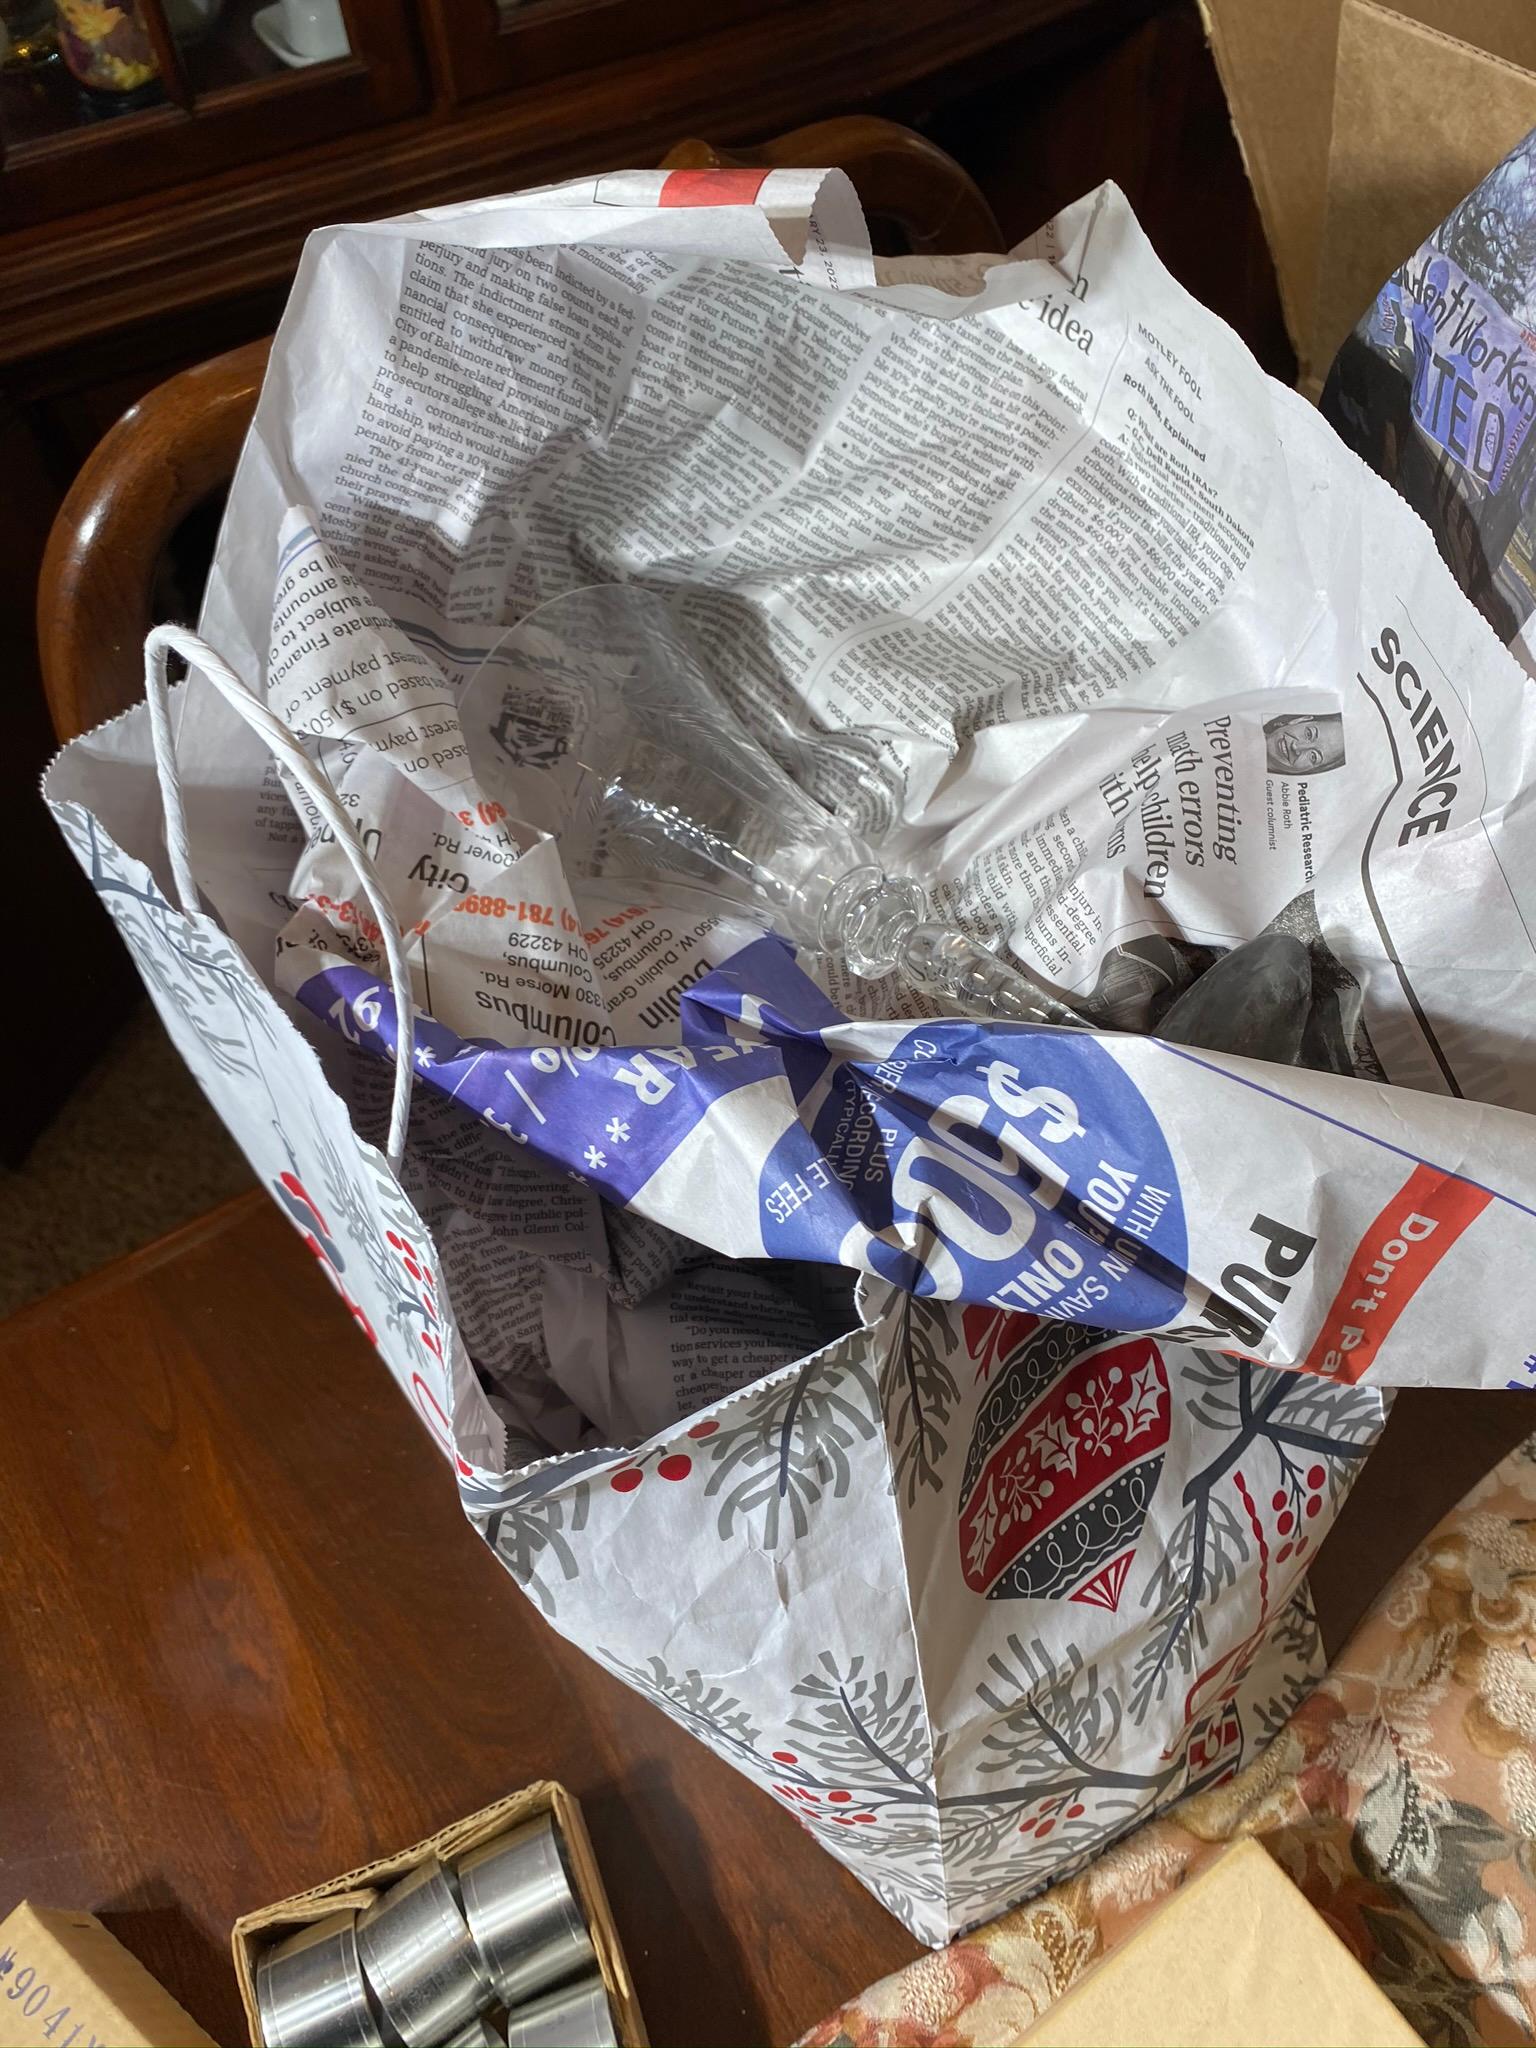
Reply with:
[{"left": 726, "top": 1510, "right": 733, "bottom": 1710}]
[{"left": 45, "top": 167, "right": 1536, "bottom": 1943}]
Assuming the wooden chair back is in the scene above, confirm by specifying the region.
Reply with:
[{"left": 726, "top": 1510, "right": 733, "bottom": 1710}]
[{"left": 36, "top": 116, "right": 999, "bottom": 742}]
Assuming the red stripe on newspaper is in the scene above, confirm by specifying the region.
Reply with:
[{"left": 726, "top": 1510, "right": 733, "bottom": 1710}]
[
  {"left": 658, "top": 168, "right": 772, "bottom": 207},
  {"left": 1303, "top": 1164, "right": 1493, "bottom": 1382}
]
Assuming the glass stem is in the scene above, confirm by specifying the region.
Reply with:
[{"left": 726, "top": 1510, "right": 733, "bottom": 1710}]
[{"left": 819, "top": 865, "right": 1083, "bottom": 1027}]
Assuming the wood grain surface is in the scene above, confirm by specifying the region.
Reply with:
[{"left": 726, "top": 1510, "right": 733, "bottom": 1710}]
[
  {"left": 1, "top": 1194, "right": 1530, "bottom": 2045},
  {"left": 0, "top": 1196, "right": 919, "bottom": 2048}
]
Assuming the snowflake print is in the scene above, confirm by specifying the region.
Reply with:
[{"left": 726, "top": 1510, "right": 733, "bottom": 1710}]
[
  {"left": 413, "top": 1043, "right": 438, "bottom": 1069},
  {"left": 583, "top": 1144, "right": 607, "bottom": 1170},
  {"left": 605, "top": 1117, "right": 631, "bottom": 1143}
]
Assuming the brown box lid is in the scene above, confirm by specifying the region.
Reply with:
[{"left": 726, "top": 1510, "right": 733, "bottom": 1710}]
[
  {"left": 1019, "top": 1840, "right": 1422, "bottom": 2047},
  {"left": 0, "top": 1901, "right": 216, "bottom": 2048}
]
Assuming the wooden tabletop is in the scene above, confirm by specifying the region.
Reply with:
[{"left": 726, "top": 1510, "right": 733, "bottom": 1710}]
[
  {"left": 2, "top": 1192, "right": 1530, "bottom": 2046},
  {"left": 0, "top": 1195, "right": 920, "bottom": 2047}
]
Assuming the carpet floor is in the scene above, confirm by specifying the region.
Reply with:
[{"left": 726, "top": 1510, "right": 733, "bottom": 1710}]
[{"left": 0, "top": 1003, "right": 255, "bottom": 1318}]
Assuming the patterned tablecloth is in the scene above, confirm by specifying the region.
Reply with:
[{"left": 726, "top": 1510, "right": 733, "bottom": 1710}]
[{"left": 800, "top": 1433, "right": 1536, "bottom": 2047}]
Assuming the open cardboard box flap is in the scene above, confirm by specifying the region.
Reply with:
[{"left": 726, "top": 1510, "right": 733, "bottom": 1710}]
[{"left": 1200, "top": 0, "right": 1536, "bottom": 386}]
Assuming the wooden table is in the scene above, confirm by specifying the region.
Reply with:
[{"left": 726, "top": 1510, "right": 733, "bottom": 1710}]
[{"left": 2, "top": 1193, "right": 1531, "bottom": 2046}]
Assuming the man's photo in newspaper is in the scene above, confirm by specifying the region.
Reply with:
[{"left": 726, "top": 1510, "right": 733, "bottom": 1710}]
[{"left": 1263, "top": 711, "right": 1346, "bottom": 776}]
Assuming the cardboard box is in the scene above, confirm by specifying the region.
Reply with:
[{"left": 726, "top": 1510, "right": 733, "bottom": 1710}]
[
  {"left": 0, "top": 1901, "right": 215, "bottom": 2048},
  {"left": 1198, "top": 0, "right": 1343, "bottom": 376},
  {"left": 231, "top": 1780, "right": 647, "bottom": 2048},
  {"left": 1019, "top": 1840, "right": 1422, "bottom": 2046},
  {"left": 1201, "top": 0, "right": 1536, "bottom": 387},
  {"left": 1315, "top": 2, "right": 1536, "bottom": 373}
]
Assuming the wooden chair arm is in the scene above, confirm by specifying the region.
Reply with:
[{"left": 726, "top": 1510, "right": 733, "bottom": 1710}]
[{"left": 38, "top": 337, "right": 270, "bottom": 742}]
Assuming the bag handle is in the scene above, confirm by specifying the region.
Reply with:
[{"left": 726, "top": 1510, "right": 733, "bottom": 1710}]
[{"left": 144, "top": 624, "right": 417, "bottom": 1171}]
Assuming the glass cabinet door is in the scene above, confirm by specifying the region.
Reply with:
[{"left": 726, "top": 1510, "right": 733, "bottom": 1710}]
[{"left": 0, "top": 0, "right": 423, "bottom": 225}]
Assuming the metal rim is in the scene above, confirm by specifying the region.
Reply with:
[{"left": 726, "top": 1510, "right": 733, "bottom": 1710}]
[{"left": 255, "top": 1910, "right": 384, "bottom": 2048}]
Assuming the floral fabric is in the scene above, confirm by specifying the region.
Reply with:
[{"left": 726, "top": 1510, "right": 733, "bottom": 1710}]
[{"left": 800, "top": 1435, "right": 1536, "bottom": 2048}]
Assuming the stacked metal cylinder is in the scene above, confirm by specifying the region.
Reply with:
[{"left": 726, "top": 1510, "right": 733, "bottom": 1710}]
[{"left": 255, "top": 1814, "right": 617, "bottom": 2048}]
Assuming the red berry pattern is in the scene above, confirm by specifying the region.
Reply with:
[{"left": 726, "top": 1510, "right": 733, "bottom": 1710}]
[
  {"left": 1274, "top": 1464, "right": 1329, "bottom": 1565},
  {"left": 608, "top": 1445, "right": 699, "bottom": 1491},
  {"left": 763, "top": 1745, "right": 879, "bottom": 1827},
  {"left": 1240, "top": 1458, "right": 1332, "bottom": 1579},
  {"left": 276, "top": 1170, "right": 378, "bottom": 1347},
  {"left": 1018, "top": 1793, "right": 1088, "bottom": 1837},
  {"left": 382, "top": 1226, "right": 473, "bottom": 1471}
]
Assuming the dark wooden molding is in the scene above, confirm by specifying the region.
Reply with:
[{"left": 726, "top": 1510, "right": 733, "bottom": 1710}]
[
  {"left": 3, "top": 0, "right": 1144, "bottom": 373},
  {"left": 0, "top": 0, "right": 425, "bottom": 231}
]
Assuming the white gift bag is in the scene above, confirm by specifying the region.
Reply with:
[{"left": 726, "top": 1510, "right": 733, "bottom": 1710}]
[
  {"left": 47, "top": 165, "right": 1536, "bottom": 1941},
  {"left": 44, "top": 736, "right": 1374, "bottom": 1940}
]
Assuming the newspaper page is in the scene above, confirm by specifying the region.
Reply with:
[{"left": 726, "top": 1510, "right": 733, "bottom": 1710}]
[{"left": 177, "top": 165, "right": 1536, "bottom": 1421}]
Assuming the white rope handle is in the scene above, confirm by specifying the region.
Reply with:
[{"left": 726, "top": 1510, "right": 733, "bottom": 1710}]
[{"left": 144, "top": 624, "right": 416, "bottom": 1171}]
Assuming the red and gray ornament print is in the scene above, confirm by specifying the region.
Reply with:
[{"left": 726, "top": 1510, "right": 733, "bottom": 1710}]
[{"left": 957, "top": 1311, "right": 1170, "bottom": 1608}]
